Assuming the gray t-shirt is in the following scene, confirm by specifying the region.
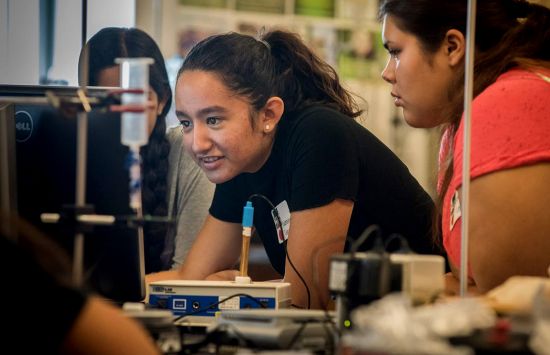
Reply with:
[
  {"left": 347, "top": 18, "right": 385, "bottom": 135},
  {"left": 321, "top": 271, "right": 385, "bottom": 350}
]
[{"left": 164, "top": 127, "right": 214, "bottom": 269}]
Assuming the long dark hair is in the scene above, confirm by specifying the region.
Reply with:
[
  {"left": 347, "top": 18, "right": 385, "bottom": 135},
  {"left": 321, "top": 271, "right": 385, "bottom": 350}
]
[
  {"left": 79, "top": 27, "right": 172, "bottom": 272},
  {"left": 379, "top": 0, "right": 550, "bottom": 242},
  {"left": 178, "top": 30, "right": 362, "bottom": 118}
]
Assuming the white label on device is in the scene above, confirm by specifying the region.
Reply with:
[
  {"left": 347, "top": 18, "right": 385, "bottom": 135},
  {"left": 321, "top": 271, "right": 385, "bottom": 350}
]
[
  {"left": 329, "top": 260, "right": 348, "bottom": 291},
  {"left": 272, "top": 200, "right": 290, "bottom": 244},
  {"left": 218, "top": 296, "right": 240, "bottom": 310}
]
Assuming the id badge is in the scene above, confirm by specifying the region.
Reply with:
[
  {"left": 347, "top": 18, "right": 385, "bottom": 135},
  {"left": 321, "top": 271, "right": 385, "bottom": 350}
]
[
  {"left": 450, "top": 190, "right": 462, "bottom": 231},
  {"left": 272, "top": 200, "right": 290, "bottom": 244}
]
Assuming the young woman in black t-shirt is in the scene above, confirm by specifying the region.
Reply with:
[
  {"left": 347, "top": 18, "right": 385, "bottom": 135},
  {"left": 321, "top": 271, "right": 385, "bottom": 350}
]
[{"left": 147, "top": 30, "right": 437, "bottom": 309}]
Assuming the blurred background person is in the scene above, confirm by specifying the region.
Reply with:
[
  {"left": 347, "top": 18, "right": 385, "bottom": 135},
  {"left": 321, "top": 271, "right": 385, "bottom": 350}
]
[
  {"left": 1, "top": 213, "right": 160, "bottom": 354},
  {"left": 79, "top": 27, "right": 214, "bottom": 273}
]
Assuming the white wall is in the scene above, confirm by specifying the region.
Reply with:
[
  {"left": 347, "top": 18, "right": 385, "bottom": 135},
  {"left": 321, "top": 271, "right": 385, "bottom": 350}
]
[
  {"left": 48, "top": 0, "right": 135, "bottom": 86},
  {"left": 87, "top": 0, "right": 135, "bottom": 36},
  {"left": 46, "top": 0, "right": 81, "bottom": 85},
  {"left": 0, "top": 0, "right": 135, "bottom": 86},
  {"left": 0, "top": 0, "right": 40, "bottom": 85}
]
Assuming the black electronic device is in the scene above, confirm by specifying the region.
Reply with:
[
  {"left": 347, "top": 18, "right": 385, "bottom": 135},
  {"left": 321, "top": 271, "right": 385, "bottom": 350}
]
[
  {"left": 329, "top": 226, "right": 445, "bottom": 331},
  {"left": 329, "top": 247, "right": 391, "bottom": 330},
  {"left": 0, "top": 85, "right": 145, "bottom": 303}
]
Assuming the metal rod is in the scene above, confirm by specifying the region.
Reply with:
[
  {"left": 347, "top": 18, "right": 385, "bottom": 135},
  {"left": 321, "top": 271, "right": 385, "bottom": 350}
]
[
  {"left": 81, "top": 0, "right": 87, "bottom": 48},
  {"left": 72, "top": 233, "right": 84, "bottom": 286},
  {"left": 72, "top": 110, "right": 88, "bottom": 286},
  {"left": 0, "top": 96, "right": 101, "bottom": 105},
  {"left": 460, "top": 0, "right": 476, "bottom": 297},
  {"left": 75, "top": 111, "right": 87, "bottom": 211},
  {"left": 134, "top": 146, "right": 146, "bottom": 298},
  {"left": 136, "top": 208, "right": 146, "bottom": 298},
  {"left": 72, "top": 0, "right": 89, "bottom": 287},
  {"left": 239, "top": 231, "right": 252, "bottom": 277}
]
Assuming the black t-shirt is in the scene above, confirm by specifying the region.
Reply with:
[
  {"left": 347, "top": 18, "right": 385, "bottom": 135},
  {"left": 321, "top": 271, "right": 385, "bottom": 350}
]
[
  {"left": 210, "top": 105, "right": 436, "bottom": 275},
  {"left": 1, "top": 236, "right": 86, "bottom": 353}
]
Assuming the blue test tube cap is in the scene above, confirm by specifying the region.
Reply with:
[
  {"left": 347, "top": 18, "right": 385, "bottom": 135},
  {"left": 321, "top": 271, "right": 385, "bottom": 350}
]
[{"left": 242, "top": 201, "right": 254, "bottom": 227}]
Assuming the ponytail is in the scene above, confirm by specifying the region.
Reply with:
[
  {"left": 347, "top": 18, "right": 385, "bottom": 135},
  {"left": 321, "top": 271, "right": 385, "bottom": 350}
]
[{"left": 262, "top": 31, "right": 362, "bottom": 117}]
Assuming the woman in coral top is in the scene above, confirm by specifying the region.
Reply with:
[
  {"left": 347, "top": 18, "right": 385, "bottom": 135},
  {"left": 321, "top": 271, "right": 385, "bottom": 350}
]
[{"left": 379, "top": 0, "right": 550, "bottom": 293}]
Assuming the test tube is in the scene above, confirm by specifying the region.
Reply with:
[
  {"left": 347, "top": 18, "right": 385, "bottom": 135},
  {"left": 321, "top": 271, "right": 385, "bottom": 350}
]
[{"left": 115, "top": 57, "right": 154, "bottom": 148}]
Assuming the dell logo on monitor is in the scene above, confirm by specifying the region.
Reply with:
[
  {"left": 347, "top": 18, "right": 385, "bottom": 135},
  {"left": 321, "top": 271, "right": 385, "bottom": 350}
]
[{"left": 15, "top": 111, "right": 33, "bottom": 142}]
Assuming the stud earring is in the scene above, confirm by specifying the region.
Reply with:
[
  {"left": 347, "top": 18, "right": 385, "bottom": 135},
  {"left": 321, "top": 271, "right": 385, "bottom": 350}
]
[{"left": 265, "top": 124, "right": 270, "bottom": 130}]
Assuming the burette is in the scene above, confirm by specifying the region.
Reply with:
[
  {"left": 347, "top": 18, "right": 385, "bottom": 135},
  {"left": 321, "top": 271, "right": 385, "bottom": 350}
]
[{"left": 117, "top": 57, "right": 154, "bottom": 294}]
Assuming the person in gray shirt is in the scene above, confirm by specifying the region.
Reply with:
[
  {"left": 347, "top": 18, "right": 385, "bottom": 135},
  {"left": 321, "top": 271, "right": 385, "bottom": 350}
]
[
  {"left": 80, "top": 27, "right": 214, "bottom": 272},
  {"left": 166, "top": 126, "right": 214, "bottom": 268}
]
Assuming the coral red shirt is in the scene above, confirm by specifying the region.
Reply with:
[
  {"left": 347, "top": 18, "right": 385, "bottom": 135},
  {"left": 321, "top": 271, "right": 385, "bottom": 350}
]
[{"left": 440, "top": 68, "right": 550, "bottom": 274}]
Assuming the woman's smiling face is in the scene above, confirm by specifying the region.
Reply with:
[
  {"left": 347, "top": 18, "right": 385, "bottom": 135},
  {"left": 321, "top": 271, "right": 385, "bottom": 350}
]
[{"left": 175, "top": 70, "right": 275, "bottom": 184}]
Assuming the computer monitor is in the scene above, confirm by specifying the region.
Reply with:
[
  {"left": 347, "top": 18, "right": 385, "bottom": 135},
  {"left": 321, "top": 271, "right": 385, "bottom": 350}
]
[{"left": 0, "top": 85, "right": 145, "bottom": 303}]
